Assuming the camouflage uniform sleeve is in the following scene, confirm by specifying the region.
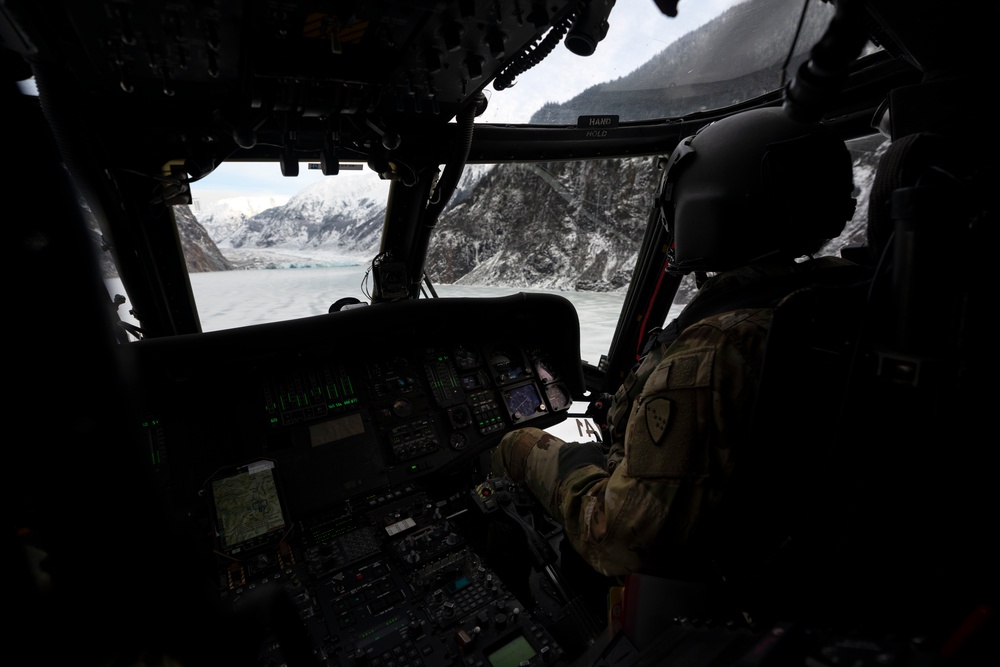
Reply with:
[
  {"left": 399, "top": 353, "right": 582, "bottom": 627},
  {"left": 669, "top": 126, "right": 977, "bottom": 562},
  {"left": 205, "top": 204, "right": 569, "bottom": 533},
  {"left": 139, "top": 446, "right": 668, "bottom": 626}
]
[
  {"left": 604, "top": 344, "right": 668, "bottom": 473},
  {"left": 493, "top": 308, "right": 769, "bottom": 577},
  {"left": 492, "top": 428, "right": 607, "bottom": 515}
]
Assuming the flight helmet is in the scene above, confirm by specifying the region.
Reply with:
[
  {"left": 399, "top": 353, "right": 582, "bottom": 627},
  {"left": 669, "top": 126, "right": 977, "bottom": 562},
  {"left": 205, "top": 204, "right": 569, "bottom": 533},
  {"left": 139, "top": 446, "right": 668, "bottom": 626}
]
[{"left": 660, "top": 107, "right": 856, "bottom": 275}]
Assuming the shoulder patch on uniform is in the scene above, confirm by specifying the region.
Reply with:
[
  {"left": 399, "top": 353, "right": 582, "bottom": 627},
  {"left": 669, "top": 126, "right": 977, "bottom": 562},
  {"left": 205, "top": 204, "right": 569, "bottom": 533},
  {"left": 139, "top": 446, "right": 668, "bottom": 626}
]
[
  {"left": 667, "top": 355, "right": 700, "bottom": 388},
  {"left": 644, "top": 347, "right": 715, "bottom": 394},
  {"left": 643, "top": 397, "right": 672, "bottom": 446}
]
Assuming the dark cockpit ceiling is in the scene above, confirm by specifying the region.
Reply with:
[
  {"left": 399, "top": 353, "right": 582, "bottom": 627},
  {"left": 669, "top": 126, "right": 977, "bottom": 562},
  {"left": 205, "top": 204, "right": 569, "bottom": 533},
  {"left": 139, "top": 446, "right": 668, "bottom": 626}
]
[
  {"left": 12, "top": 0, "right": 580, "bottom": 173},
  {"left": 8, "top": 0, "right": 958, "bottom": 177}
]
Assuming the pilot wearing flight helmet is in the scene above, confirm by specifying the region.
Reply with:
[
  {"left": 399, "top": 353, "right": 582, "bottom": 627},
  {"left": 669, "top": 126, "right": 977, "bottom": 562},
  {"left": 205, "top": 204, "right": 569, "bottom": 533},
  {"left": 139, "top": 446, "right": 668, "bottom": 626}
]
[{"left": 491, "top": 107, "right": 863, "bottom": 581}]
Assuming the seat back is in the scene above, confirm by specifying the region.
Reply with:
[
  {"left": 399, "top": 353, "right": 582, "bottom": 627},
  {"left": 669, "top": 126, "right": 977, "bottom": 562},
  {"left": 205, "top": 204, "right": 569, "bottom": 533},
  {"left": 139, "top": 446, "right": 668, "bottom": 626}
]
[
  {"left": 705, "top": 274, "right": 873, "bottom": 628},
  {"left": 844, "top": 129, "right": 998, "bottom": 638},
  {"left": 714, "top": 127, "right": 997, "bottom": 640}
]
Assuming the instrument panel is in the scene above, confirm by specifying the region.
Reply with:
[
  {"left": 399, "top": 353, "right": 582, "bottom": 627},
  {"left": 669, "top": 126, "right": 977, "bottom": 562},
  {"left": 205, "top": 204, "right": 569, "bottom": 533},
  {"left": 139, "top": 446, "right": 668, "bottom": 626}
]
[
  {"left": 123, "top": 293, "right": 585, "bottom": 519},
  {"left": 118, "top": 293, "right": 590, "bottom": 665},
  {"left": 213, "top": 480, "right": 575, "bottom": 667}
]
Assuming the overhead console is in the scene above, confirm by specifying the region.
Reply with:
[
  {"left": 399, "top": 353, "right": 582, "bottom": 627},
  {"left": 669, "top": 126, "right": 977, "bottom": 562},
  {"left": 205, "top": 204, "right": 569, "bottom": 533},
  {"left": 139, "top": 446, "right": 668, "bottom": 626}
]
[
  {"left": 121, "top": 292, "right": 584, "bottom": 521},
  {"left": 8, "top": 0, "right": 582, "bottom": 168}
]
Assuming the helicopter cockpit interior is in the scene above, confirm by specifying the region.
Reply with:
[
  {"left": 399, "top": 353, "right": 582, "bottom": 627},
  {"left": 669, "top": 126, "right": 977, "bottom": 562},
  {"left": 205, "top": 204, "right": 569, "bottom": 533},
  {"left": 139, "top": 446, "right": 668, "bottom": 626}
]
[{"left": 7, "top": 1, "right": 997, "bottom": 665}]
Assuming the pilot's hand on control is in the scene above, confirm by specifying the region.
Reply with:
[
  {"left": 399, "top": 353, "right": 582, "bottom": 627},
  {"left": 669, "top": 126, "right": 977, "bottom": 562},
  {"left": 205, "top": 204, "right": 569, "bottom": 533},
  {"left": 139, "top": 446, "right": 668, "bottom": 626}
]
[
  {"left": 585, "top": 392, "right": 615, "bottom": 430},
  {"left": 585, "top": 391, "right": 615, "bottom": 448},
  {"left": 491, "top": 427, "right": 558, "bottom": 485}
]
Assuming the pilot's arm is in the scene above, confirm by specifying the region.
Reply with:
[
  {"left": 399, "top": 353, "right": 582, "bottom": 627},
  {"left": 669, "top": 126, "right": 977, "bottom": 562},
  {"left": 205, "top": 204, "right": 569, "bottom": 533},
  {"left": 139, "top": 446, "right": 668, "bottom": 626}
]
[{"left": 492, "top": 309, "right": 767, "bottom": 577}]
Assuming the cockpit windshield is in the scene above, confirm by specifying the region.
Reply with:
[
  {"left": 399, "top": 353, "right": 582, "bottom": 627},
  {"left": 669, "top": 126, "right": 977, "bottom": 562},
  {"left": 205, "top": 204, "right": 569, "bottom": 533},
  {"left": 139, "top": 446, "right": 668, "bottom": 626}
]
[
  {"left": 477, "top": 0, "right": 855, "bottom": 125},
  {"left": 151, "top": 0, "right": 885, "bottom": 367}
]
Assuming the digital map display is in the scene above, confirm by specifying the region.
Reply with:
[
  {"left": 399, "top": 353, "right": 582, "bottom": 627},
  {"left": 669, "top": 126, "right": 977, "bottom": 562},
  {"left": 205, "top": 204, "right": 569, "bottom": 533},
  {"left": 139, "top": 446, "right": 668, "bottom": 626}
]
[{"left": 212, "top": 462, "right": 286, "bottom": 551}]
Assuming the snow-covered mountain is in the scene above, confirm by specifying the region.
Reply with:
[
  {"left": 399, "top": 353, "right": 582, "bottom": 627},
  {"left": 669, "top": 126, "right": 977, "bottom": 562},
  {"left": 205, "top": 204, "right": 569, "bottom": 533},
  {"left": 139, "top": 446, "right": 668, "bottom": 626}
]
[
  {"left": 193, "top": 164, "right": 493, "bottom": 269},
  {"left": 176, "top": 0, "right": 887, "bottom": 289},
  {"left": 189, "top": 133, "right": 883, "bottom": 292},
  {"left": 194, "top": 195, "right": 291, "bottom": 243},
  {"left": 430, "top": 135, "right": 881, "bottom": 294},
  {"left": 173, "top": 205, "right": 235, "bottom": 272},
  {"left": 87, "top": 192, "right": 235, "bottom": 277},
  {"left": 424, "top": 158, "right": 657, "bottom": 292},
  {"left": 531, "top": 0, "right": 839, "bottom": 124},
  {"left": 221, "top": 176, "right": 390, "bottom": 257}
]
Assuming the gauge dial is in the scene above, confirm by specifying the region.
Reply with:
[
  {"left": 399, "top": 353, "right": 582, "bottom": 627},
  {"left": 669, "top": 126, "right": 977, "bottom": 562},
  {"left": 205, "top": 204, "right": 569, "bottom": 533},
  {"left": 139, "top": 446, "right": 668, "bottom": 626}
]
[
  {"left": 534, "top": 357, "right": 559, "bottom": 383},
  {"left": 449, "top": 432, "right": 468, "bottom": 450},
  {"left": 503, "top": 384, "right": 545, "bottom": 422},
  {"left": 545, "top": 383, "right": 572, "bottom": 411},
  {"left": 454, "top": 345, "right": 481, "bottom": 370},
  {"left": 489, "top": 347, "right": 530, "bottom": 385}
]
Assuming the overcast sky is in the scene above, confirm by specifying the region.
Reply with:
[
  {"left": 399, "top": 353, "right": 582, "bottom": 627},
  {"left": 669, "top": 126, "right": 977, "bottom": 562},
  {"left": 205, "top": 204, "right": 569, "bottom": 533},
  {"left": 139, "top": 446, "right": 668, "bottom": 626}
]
[{"left": 192, "top": 0, "right": 741, "bottom": 205}]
